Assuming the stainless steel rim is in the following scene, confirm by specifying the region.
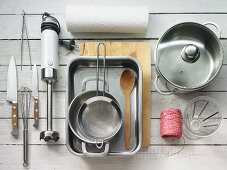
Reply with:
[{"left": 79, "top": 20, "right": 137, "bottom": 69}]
[
  {"left": 77, "top": 43, "right": 122, "bottom": 144},
  {"left": 66, "top": 56, "right": 143, "bottom": 156},
  {"left": 154, "top": 22, "right": 224, "bottom": 91},
  {"left": 68, "top": 43, "right": 123, "bottom": 145},
  {"left": 67, "top": 90, "right": 122, "bottom": 144},
  {"left": 77, "top": 95, "right": 122, "bottom": 142}
]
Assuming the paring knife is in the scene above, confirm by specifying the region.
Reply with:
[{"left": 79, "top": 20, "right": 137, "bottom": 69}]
[
  {"left": 7, "top": 56, "right": 19, "bottom": 138},
  {"left": 32, "top": 64, "right": 39, "bottom": 128}
]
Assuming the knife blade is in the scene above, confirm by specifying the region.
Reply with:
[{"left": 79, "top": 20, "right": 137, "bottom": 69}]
[
  {"left": 32, "top": 64, "right": 39, "bottom": 128},
  {"left": 7, "top": 56, "right": 19, "bottom": 138}
]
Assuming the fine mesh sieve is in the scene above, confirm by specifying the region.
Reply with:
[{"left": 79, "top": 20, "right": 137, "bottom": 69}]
[
  {"left": 77, "top": 43, "right": 122, "bottom": 145},
  {"left": 79, "top": 97, "right": 121, "bottom": 140}
]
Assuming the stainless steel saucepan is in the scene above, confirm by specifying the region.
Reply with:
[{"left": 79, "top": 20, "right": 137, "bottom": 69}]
[{"left": 154, "top": 22, "right": 224, "bottom": 95}]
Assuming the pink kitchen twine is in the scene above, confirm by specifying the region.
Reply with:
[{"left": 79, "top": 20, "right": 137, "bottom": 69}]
[{"left": 160, "top": 108, "right": 182, "bottom": 139}]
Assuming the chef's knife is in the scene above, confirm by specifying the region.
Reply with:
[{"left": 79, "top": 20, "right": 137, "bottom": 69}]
[
  {"left": 32, "top": 64, "right": 39, "bottom": 128},
  {"left": 7, "top": 56, "right": 19, "bottom": 138}
]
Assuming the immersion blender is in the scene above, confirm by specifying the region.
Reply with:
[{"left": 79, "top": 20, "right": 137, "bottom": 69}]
[{"left": 40, "top": 13, "right": 60, "bottom": 142}]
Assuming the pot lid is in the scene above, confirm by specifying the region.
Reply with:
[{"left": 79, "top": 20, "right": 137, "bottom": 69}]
[{"left": 155, "top": 22, "right": 222, "bottom": 89}]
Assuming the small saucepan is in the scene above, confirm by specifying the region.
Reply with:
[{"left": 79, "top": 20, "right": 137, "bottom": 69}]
[{"left": 154, "top": 22, "right": 224, "bottom": 95}]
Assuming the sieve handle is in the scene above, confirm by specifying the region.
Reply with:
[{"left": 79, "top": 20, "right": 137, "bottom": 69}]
[
  {"left": 82, "top": 142, "right": 109, "bottom": 157},
  {"left": 82, "top": 76, "right": 109, "bottom": 92},
  {"left": 96, "top": 43, "right": 106, "bottom": 96}
]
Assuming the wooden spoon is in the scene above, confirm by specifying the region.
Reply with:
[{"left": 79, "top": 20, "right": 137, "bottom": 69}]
[{"left": 120, "top": 69, "right": 135, "bottom": 150}]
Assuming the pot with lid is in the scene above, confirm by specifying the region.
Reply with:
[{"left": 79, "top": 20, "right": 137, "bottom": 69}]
[{"left": 154, "top": 22, "right": 224, "bottom": 95}]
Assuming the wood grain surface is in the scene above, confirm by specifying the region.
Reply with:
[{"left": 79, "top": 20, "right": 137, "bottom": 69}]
[
  {"left": 33, "top": 98, "right": 39, "bottom": 127},
  {"left": 120, "top": 69, "right": 135, "bottom": 150},
  {"left": 11, "top": 103, "right": 18, "bottom": 129}
]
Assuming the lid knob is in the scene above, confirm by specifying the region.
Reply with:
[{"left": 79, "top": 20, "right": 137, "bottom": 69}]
[{"left": 181, "top": 44, "right": 200, "bottom": 63}]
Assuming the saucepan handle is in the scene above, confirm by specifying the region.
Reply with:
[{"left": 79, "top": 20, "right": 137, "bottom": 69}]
[
  {"left": 82, "top": 142, "right": 109, "bottom": 157},
  {"left": 81, "top": 76, "right": 109, "bottom": 92},
  {"left": 154, "top": 75, "right": 176, "bottom": 95},
  {"left": 203, "top": 22, "right": 221, "bottom": 39}
]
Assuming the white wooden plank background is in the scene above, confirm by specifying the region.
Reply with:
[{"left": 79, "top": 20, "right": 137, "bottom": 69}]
[
  {"left": 1, "top": 0, "right": 227, "bottom": 14},
  {"left": 0, "top": 0, "right": 227, "bottom": 170}
]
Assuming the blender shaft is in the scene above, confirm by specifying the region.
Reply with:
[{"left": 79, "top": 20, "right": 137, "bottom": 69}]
[{"left": 47, "top": 82, "right": 53, "bottom": 131}]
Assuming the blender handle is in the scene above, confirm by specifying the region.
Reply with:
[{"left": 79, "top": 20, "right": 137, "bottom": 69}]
[
  {"left": 82, "top": 142, "right": 109, "bottom": 157},
  {"left": 81, "top": 76, "right": 109, "bottom": 92}
]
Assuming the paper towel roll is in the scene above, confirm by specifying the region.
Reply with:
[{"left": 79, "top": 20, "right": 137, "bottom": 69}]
[{"left": 66, "top": 5, "right": 149, "bottom": 33}]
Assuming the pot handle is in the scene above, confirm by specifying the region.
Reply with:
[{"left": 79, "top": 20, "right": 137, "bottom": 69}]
[
  {"left": 82, "top": 142, "right": 109, "bottom": 157},
  {"left": 154, "top": 75, "right": 175, "bottom": 95},
  {"left": 203, "top": 22, "right": 221, "bottom": 38},
  {"left": 82, "top": 76, "right": 109, "bottom": 92}
]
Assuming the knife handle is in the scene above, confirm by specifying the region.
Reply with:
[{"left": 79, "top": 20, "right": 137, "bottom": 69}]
[
  {"left": 33, "top": 98, "right": 39, "bottom": 127},
  {"left": 12, "top": 103, "right": 18, "bottom": 129}
]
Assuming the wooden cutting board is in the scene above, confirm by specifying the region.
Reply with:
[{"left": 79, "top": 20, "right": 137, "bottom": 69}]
[{"left": 80, "top": 42, "right": 151, "bottom": 148}]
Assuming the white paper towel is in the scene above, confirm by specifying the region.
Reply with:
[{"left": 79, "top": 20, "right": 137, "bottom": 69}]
[{"left": 66, "top": 5, "right": 149, "bottom": 33}]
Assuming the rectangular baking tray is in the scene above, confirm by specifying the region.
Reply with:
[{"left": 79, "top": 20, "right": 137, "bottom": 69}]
[{"left": 66, "top": 56, "right": 142, "bottom": 156}]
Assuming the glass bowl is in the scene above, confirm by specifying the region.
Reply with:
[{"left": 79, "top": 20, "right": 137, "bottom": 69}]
[{"left": 183, "top": 96, "right": 222, "bottom": 138}]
